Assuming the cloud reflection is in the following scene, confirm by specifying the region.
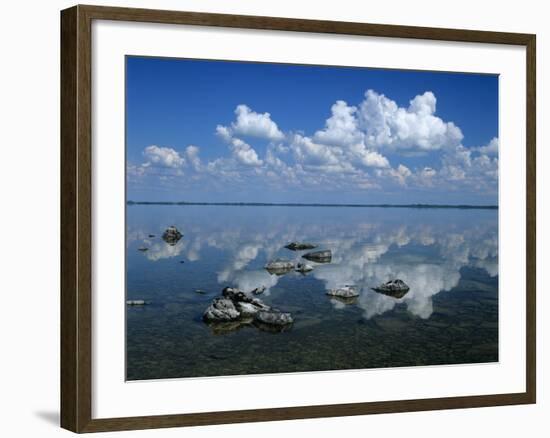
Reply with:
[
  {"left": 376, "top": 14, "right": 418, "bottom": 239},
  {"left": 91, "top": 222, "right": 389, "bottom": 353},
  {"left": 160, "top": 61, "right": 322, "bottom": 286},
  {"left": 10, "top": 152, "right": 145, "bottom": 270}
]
[{"left": 128, "top": 210, "right": 497, "bottom": 319}]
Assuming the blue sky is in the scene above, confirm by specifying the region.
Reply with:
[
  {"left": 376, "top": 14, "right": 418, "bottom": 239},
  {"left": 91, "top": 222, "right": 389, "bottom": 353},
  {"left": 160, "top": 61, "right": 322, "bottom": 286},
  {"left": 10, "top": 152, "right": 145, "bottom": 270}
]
[{"left": 126, "top": 56, "right": 498, "bottom": 204}]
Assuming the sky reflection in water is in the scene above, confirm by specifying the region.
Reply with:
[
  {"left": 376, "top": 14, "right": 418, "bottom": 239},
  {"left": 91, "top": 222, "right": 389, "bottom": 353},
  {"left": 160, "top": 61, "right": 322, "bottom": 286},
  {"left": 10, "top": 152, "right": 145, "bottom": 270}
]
[{"left": 126, "top": 205, "right": 498, "bottom": 380}]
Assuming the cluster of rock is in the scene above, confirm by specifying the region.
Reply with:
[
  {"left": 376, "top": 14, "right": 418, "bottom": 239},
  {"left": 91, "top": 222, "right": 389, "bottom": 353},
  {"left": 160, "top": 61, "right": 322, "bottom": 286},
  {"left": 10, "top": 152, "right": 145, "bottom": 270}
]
[
  {"left": 263, "top": 243, "right": 332, "bottom": 277},
  {"left": 324, "top": 280, "right": 410, "bottom": 305},
  {"left": 162, "top": 226, "right": 183, "bottom": 245},
  {"left": 137, "top": 226, "right": 183, "bottom": 252},
  {"left": 372, "top": 279, "right": 410, "bottom": 298},
  {"left": 203, "top": 287, "right": 293, "bottom": 333}
]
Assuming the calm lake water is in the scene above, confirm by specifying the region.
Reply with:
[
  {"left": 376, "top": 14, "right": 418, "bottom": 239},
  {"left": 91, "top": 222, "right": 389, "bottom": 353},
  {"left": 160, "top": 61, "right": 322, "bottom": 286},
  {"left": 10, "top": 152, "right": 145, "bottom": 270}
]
[{"left": 126, "top": 205, "right": 498, "bottom": 380}]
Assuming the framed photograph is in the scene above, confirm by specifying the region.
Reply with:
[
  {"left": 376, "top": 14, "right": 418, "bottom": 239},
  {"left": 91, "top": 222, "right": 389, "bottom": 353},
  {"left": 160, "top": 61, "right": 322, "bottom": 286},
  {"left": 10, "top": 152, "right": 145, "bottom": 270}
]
[{"left": 60, "top": 4, "right": 536, "bottom": 433}]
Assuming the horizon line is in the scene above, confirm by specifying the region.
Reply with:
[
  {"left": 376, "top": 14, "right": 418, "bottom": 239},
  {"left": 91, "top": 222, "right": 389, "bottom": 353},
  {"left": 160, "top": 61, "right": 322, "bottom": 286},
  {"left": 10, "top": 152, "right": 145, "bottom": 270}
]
[{"left": 126, "top": 201, "right": 498, "bottom": 209}]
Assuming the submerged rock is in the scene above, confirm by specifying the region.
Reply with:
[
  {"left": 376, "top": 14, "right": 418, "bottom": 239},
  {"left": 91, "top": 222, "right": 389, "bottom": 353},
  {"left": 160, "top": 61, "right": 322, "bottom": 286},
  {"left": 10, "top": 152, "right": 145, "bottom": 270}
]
[
  {"left": 372, "top": 279, "right": 410, "bottom": 298},
  {"left": 302, "top": 249, "right": 332, "bottom": 263},
  {"left": 254, "top": 320, "right": 293, "bottom": 333},
  {"left": 203, "top": 297, "right": 240, "bottom": 322},
  {"left": 326, "top": 285, "right": 359, "bottom": 298},
  {"left": 330, "top": 295, "right": 358, "bottom": 305},
  {"left": 265, "top": 259, "right": 294, "bottom": 275},
  {"left": 295, "top": 262, "right": 314, "bottom": 273},
  {"left": 254, "top": 311, "right": 293, "bottom": 326},
  {"left": 285, "top": 242, "right": 317, "bottom": 251},
  {"left": 205, "top": 319, "right": 253, "bottom": 335},
  {"left": 126, "top": 300, "right": 148, "bottom": 305},
  {"left": 162, "top": 226, "right": 183, "bottom": 245}
]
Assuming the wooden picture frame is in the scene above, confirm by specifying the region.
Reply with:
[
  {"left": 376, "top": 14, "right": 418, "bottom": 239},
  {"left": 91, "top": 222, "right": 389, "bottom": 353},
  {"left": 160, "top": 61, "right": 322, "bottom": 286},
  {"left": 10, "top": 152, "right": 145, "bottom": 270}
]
[{"left": 61, "top": 4, "right": 536, "bottom": 433}]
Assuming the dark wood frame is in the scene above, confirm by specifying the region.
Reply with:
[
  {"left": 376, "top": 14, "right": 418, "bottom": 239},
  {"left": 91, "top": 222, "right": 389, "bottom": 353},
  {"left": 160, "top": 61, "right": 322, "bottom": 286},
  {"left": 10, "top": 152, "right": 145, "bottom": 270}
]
[{"left": 61, "top": 4, "right": 536, "bottom": 433}]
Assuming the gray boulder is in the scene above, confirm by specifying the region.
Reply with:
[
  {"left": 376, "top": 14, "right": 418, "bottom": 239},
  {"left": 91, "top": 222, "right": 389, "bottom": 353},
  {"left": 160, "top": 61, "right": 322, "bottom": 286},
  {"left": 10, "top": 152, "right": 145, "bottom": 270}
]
[
  {"left": 330, "top": 295, "right": 358, "bottom": 305},
  {"left": 255, "top": 311, "right": 294, "bottom": 326},
  {"left": 326, "top": 285, "right": 359, "bottom": 298},
  {"left": 285, "top": 242, "right": 317, "bottom": 251},
  {"left": 295, "top": 262, "right": 314, "bottom": 273},
  {"left": 221, "top": 287, "right": 270, "bottom": 316},
  {"left": 265, "top": 259, "right": 294, "bottom": 275},
  {"left": 222, "top": 287, "right": 268, "bottom": 307},
  {"left": 302, "top": 249, "right": 332, "bottom": 263},
  {"left": 372, "top": 279, "right": 410, "bottom": 298},
  {"left": 203, "top": 297, "right": 240, "bottom": 322},
  {"left": 203, "top": 287, "right": 293, "bottom": 331},
  {"left": 236, "top": 302, "right": 265, "bottom": 317},
  {"left": 162, "top": 226, "right": 183, "bottom": 245}
]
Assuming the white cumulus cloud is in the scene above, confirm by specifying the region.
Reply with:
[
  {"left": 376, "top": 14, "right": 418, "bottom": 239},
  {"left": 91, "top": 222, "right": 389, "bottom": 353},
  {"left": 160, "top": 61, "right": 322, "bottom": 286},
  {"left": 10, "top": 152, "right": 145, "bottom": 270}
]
[
  {"left": 290, "top": 134, "right": 342, "bottom": 167},
  {"left": 129, "top": 89, "right": 498, "bottom": 200},
  {"left": 313, "top": 100, "right": 363, "bottom": 147},
  {"left": 359, "top": 90, "right": 464, "bottom": 152},
  {"left": 185, "top": 145, "right": 202, "bottom": 171},
  {"left": 475, "top": 137, "right": 499, "bottom": 155},
  {"left": 229, "top": 138, "right": 263, "bottom": 167},
  {"left": 390, "top": 164, "right": 412, "bottom": 185},
  {"left": 230, "top": 104, "right": 284, "bottom": 141},
  {"left": 143, "top": 145, "right": 185, "bottom": 168}
]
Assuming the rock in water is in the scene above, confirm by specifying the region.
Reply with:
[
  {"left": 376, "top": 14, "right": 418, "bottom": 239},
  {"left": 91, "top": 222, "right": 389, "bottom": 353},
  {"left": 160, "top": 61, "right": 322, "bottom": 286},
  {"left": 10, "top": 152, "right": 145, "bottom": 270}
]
[
  {"left": 222, "top": 287, "right": 252, "bottom": 303},
  {"left": 295, "top": 262, "right": 314, "bottom": 273},
  {"left": 251, "top": 286, "right": 266, "bottom": 295},
  {"left": 302, "top": 249, "right": 332, "bottom": 263},
  {"left": 264, "top": 259, "right": 294, "bottom": 275},
  {"left": 372, "top": 279, "right": 410, "bottom": 298},
  {"left": 206, "top": 320, "right": 252, "bottom": 336},
  {"left": 236, "top": 302, "right": 265, "bottom": 317},
  {"left": 162, "top": 226, "right": 183, "bottom": 245},
  {"left": 255, "top": 311, "right": 294, "bottom": 326},
  {"left": 326, "top": 285, "right": 359, "bottom": 298},
  {"left": 222, "top": 287, "right": 270, "bottom": 313},
  {"left": 330, "top": 295, "right": 358, "bottom": 305},
  {"left": 203, "top": 287, "right": 293, "bottom": 331},
  {"left": 285, "top": 242, "right": 317, "bottom": 251},
  {"left": 203, "top": 297, "right": 240, "bottom": 322}
]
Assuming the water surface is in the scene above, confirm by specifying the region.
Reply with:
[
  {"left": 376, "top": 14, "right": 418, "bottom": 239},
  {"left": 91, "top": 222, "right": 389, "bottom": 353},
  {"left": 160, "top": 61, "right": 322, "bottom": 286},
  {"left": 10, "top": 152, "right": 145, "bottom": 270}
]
[{"left": 126, "top": 205, "right": 498, "bottom": 380}]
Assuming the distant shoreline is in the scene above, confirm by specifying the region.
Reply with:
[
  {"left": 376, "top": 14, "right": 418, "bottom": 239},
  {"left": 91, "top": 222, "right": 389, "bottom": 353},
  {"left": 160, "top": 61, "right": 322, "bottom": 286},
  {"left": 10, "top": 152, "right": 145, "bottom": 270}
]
[{"left": 127, "top": 201, "right": 498, "bottom": 210}]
